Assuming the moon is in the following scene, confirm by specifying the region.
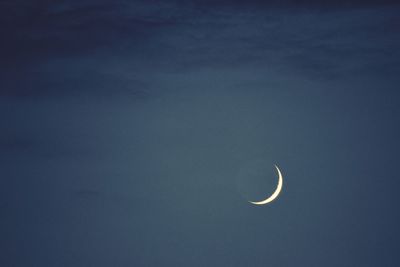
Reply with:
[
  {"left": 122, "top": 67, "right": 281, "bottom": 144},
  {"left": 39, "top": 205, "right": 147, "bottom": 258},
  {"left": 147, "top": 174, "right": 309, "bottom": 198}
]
[{"left": 249, "top": 165, "right": 283, "bottom": 205}]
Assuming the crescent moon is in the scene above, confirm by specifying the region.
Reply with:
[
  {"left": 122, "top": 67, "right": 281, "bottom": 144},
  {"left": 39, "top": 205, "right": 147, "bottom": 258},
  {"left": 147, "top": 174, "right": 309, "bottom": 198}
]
[{"left": 249, "top": 165, "right": 283, "bottom": 205}]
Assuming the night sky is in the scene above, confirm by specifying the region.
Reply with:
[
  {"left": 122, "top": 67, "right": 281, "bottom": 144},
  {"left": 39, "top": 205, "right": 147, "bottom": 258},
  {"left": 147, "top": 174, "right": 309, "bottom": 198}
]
[{"left": 1, "top": 1, "right": 400, "bottom": 266}]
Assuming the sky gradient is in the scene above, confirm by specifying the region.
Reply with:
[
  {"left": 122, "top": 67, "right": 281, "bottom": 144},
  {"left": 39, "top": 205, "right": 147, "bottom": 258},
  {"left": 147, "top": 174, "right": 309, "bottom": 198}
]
[{"left": 1, "top": 1, "right": 400, "bottom": 266}]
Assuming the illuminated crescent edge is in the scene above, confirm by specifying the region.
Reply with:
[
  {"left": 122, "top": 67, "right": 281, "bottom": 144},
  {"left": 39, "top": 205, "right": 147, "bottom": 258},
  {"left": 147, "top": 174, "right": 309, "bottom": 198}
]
[{"left": 249, "top": 165, "right": 283, "bottom": 205}]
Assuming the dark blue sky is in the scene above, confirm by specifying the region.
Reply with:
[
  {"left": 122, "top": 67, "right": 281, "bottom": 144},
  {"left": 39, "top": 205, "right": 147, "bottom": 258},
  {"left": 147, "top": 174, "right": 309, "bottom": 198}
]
[{"left": 1, "top": 1, "right": 400, "bottom": 266}]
